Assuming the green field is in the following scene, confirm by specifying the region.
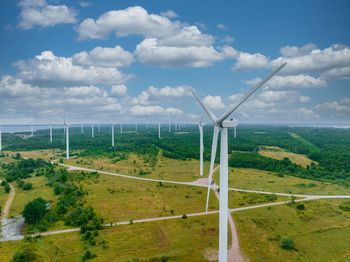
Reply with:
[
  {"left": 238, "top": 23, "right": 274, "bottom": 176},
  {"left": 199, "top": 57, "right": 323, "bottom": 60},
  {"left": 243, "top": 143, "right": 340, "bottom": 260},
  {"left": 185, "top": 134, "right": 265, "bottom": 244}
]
[
  {"left": 9, "top": 175, "right": 57, "bottom": 217},
  {"left": 234, "top": 199, "right": 350, "bottom": 262},
  {"left": 0, "top": 214, "right": 220, "bottom": 262},
  {"left": 63, "top": 153, "right": 211, "bottom": 182},
  {"left": 215, "top": 168, "right": 350, "bottom": 195},
  {"left": 289, "top": 133, "right": 321, "bottom": 153}
]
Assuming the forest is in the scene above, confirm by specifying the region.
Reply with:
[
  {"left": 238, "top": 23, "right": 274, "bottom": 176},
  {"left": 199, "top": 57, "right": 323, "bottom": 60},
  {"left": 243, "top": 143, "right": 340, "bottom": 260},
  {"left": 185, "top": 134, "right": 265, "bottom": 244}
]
[{"left": 1, "top": 124, "right": 349, "bottom": 185}]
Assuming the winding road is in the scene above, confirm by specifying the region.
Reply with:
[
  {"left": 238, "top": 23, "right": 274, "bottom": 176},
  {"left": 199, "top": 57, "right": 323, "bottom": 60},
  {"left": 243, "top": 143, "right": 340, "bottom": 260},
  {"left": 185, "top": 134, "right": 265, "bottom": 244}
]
[{"left": 0, "top": 181, "right": 15, "bottom": 220}]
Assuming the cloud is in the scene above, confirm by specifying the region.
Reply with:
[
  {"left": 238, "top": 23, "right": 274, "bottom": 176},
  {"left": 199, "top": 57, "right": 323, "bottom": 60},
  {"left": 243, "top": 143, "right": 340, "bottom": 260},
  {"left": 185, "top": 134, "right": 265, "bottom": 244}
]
[
  {"left": 203, "top": 95, "right": 226, "bottom": 110},
  {"left": 130, "top": 105, "right": 182, "bottom": 116},
  {"left": 244, "top": 74, "right": 327, "bottom": 90},
  {"left": 76, "top": 6, "right": 180, "bottom": 40},
  {"left": 136, "top": 38, "right": 236, "bottom": 68},
  {"left": 72, "top": 45, "right": 134, "bottom": 68},
  {"left": 299, "top": 96, "right": 310, "bottom": 103},
  {"left": 220, "top": 35, "right": 234, "bottom": 44},
  {"left": 270, "top": 44, "right": 350, "bottom": 75},
  {"left": 148, "top": 85, "right": 191, "bottom": 97},
  {"left": 110, "top": 85, "right": 127, "bottom": 97},
  {"left": 131, "top": 91, "right": 150, "bottom": 105},
  {"left": 18, "top": 0, "right": 76, "bottom": 30},
  {"left": 0, "top": 75, "right": 123, "bottom": 120},
  {"left": 315, "top": 98, "right": 350, "bottom": 116},
  {"left": 296, "top": 107, "right": 316, "bottom": 118},
  {"left": 217, "top": 24, "right": 227, "bottom": 30},
  {"left": 279, "top": 43, "right": 317, "bottom": 58},
  {"left": 232, "top": 51, "right": 269, "bottom": 71},
  {"left": 321, "top": 67, "right": 350, "bottom": 80},
  {"left": 79, "top": 1, "right": 91, "bottom": 8},
  {"left": 160, "top": 10, "right": 178, "bottom": 18},
  {"left": 15, "top": 51, "right": 132, "bottom": 87}
]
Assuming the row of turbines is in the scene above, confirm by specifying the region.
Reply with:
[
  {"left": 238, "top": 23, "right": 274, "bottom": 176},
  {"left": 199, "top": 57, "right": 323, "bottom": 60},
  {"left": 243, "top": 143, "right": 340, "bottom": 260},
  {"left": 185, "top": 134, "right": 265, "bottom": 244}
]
[{"left": 0, "top": 63, "right": 285, "bottom": 262}]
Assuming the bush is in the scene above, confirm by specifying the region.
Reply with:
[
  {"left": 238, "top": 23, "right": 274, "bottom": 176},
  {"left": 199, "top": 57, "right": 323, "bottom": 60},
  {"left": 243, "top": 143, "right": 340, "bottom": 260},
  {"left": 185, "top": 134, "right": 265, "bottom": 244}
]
[
  {"left": 296, "top": 204, "right": 305, "bottom": 210},
  {"left": 23, "top": 183, "right": 33, "bottom": 191},
  {"left": 1, "top": 180, "right": 6, "bottom": 186},
  {"left": 182, "top": 214, "right": 187, "bottom": 219},
  {"left": 22, "top": 198, "right": 47, "bottom": 224},
  {"left": 281, "top": 237, "right": 294, "bottom": 250},
  {"left": 5, "top": 183, "right": 11, "bottom": 193},
  {"left": 65, "top": 206, "right": 95, "bottom": 226},
  {"left": 82, "top": 250, "right": 97, "bottom": 261}
]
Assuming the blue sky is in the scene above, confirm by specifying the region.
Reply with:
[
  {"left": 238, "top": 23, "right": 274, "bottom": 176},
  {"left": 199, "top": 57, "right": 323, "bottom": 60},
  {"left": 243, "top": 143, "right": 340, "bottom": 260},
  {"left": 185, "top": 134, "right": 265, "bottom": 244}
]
[{"left": 0, "top": 0, "right": 349, "bottom": 124}]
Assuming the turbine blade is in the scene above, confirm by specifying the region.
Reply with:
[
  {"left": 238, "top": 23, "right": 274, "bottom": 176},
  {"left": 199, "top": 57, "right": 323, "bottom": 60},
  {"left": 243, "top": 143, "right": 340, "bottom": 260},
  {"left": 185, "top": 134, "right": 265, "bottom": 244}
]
[
  {"left": 205, "top": 125, "right": 220, "bottom": 213},
  {"left": 217, "top": 63, "right": 287, "bottom": 124},
  {"left": 189, "top": 87, "right": 217, "bottom": 123}
]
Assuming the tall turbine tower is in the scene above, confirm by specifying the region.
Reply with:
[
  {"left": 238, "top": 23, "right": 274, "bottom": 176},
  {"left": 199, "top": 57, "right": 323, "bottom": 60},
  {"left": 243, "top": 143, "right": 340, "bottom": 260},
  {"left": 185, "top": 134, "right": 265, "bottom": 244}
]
[
  {"left": 190, "top": 63, "right": 286, "bottom": 262},
  {"left": 31, "top": 122, "right": 34, "bottom": 136},
  {"left": 49, "top": 122, "right": 52, "bottom": 143},
  {"left": 135, "top": 121, "right": 138, "bottom": 132},
  {"left": 234, "top": 126, "right": 237, "bottom": 139},
  {"left": 81, "top": 124, "right": 84, "bottom": 134},
  {"left": 158, "top": 122, "right": 161, "bottom": 139},
  {"left": 64, "top": 120, "right": 70, "bottom": 159},
  {"left": 168, "top": 120, "right": 171, "bottom": 133},
  {"left": 198, "top": 119, "right": 206, "bottom": 176},
  {"left": 98, "top": 122, "right": 101, "bottom": 133},
  {"left": 91, "top": 122, "right": 94, "bottom": 138},
  {"left": 111, "top": 122, "right": 114, "bottom": 147},
  {"left": 120, "top": 122, "right": 123, "bottom": 134},
  {"left": 0, "top": 125, "right": 2, "bottom": 151}
]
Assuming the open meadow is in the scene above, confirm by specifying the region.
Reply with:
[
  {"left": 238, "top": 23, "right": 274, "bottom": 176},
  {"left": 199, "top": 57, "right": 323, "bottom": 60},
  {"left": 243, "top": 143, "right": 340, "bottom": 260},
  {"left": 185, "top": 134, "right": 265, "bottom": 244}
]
[{"left": 234, "top": 199, "right": 350, "bottom": 262}]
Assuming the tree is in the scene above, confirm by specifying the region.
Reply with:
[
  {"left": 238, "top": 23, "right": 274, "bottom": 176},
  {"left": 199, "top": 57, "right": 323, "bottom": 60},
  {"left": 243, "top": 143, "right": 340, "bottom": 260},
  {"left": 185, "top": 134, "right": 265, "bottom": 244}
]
[
  {"left": 5, "top": 183, "right": 11, "bottom": 193},
  {"left": 22, "top": 198, "right": 47, "bottom": 224},
  {"left": 281, "top": 237, "right": 294, "bottom": 250},
  {"left": 23, "top": 182, "right": 33, "bottom": 191}
]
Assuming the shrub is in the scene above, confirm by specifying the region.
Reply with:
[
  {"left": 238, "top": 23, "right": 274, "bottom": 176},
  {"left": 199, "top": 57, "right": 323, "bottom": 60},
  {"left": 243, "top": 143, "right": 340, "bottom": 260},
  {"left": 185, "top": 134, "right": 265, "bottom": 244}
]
[
  {"left": 1, "top": 180, "right": 6, "bottom": 186},
  {"left": 182, "top": 214, "right": 187, "bottom": 219},
  {"left": 296, "top": 204, "right": 305, "bottom": 210},
  {"left": 281, "top": 237, "right": 294, "bottom": 250},
  {"left": 82, "top": 250, "right": 97, "bottom": 261},
  {"left": 65, "top": 206, "right": 95, "bottom": 226},
  {"left": 23, "top": 183, "right": 33, "bottom": 191},
  {"left": 5, "top": 183, "right": 11, "bottom": 193},
  {"left": 22, "top": 198, "right": 47, "bottom": 224}
]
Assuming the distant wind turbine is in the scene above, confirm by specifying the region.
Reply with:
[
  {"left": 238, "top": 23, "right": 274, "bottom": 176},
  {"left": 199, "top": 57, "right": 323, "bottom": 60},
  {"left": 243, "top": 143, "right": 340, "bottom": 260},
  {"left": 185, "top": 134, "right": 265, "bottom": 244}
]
[
  {"left": 190, "top": 63, "right": 286, "bottom": 262},
  {"left": 135, "top": 121, "right": 138, "bottom": 132},
  {"left": 111, "top": 122, "right": 114, "bottom": 147},
  {"left": 158, "top": 122, "right": 161, "bottom": 139},
  {"left": 198, "top": 119, "right": 205, "bottom": 176},
  {"left": 168, "top": 120, "right": 171, "bottom": 133},
  {"left": 98, "top": 122, "right": 101, "bottom": 133},
  {"left": 49, "top": 122, "right": 52, "bottom": 143},
  {"left": 31, "top": 122, "right": 34, "bottom": 136},
  {"left": 120, "top": 122, "right": 123, "bottom": 134},
  {"left": 91, "top": 122, "right": 94, "bottom": 138},
  {"left": 81, "top": 123, "right": 84, "bottom": 135},
  {"left": 64, "top": 120, "right": 70, "bottom": 159},
  {"left": 0, "top": 125, "right": 2, "bottom": 151},
  {"left": 234, "top": 126, "right": 237, "bottom": 139}
]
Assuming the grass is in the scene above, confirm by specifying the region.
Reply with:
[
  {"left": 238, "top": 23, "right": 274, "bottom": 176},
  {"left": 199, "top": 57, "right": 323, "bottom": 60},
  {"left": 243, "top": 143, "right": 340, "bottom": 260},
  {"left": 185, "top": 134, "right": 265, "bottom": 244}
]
[
  {"left": 9, "top": 175, "right": 57, "bottom": 217},
  {"left": 0, "top": 183, "right": 9, "bottom": 218},
  {"left": 214, "top": 167, "right": 350, "bottom": 195},
  {"left": 258, "top": 146, "right": 317, "bottom": 168},
  {"left": 80, "top": 172, "right": 219, "bottom": 222},
  {"left": 289, "top": 132, "right": 321, "bottom": 153},
  {"left": 228, "top": 191, "right": 290, "bottom": 209},
  {"left": 0, "top": 214, "right": 220, "bottom": 262},
  {"left": 63, "top": 153, "right": 211, "bottom": 182},
  {"left": 234, "top": 199, "right": 350, "bottom": 262},
  {"left": 3, "top": 149, "right": 63, "bottom": 161}
]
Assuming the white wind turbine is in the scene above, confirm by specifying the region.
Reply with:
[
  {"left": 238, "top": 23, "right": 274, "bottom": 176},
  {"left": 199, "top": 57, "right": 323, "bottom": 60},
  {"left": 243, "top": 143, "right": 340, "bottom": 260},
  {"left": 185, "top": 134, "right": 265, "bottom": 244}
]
[
  {"left": 30, "top": 122, "right": 34, "bottom": 136},
  {"left": 111, "top": 122, "right": 115, "bottom": 147},
  {"left": 0, "top": 125, "right": 2, "bottom": 151},
  {"left": 98, "top": 122, "right": 101, "bottom": 133},
  {"left": 64, "top": 120, "right": 70, "bottom": 159},
  {"left": 49, "top": 122, "right": 52, "bottom": 143},
  {"left": 168, "top": 120, "right": 171, "bottom": 133},
  {"left": 234, "top": 126, "right": 237, "bottom": 139},
  {"left": 135, "top": 121, "right": 138, "bottom": 132},
  {"left": 158, "top": 122, "right": 161, "bottom": 139},
  {"left": 91, "top": 122, "right": 94, "bottom": 138},
  {"left": 190, "top": 63, "right": 286, "bottom": 262},
  {"left": 120, "top": 122, "right": 123, "bottom": 134},
  {"left": 81, "top": 123, "right": 84, "bottom": 135},
  {"left": 198, "top": 119, "right": 206, "bottom": 176}
]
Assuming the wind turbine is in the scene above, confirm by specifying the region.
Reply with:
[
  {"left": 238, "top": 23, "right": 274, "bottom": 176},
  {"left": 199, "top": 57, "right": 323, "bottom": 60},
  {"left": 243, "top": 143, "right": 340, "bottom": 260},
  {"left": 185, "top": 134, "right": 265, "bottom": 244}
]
[
  {"left": 30, "top": 122, "right": 34, "bottom": 136},
  {"left": 49, "top": 122, "right": 52, "bottom": 143},
  {"left": 234, "top": 126, "right": 237, "bottom": 139},
  {"left": 0, "top": 125, "right": 2, "bottom": 151},
  {"left": 190, "top": 63, "right": 286, "bottom": 262},
  {"left": 64, "top": 120, "right": 70, "bottom": 159},
  {"left": 158, "top": 122, "right": 161, "bottom": 139},
  {"left": 111, "top": 122, "right": 115, "bottom": 147},
  {"left": 135, "top": 121, "right": 138, "bottom": 132},
  {"left": 98, "top": 122, "right": 101, "bottom": 133},
  {"left": 91, "top": 122, "right": 94, "bottom": 138},
  {"left": 198, "top": 119, "right": 206, "bottom": 176},
  {"left": 81, "top": 123, "right": 84, "bottom": 135},
  {"left": 120, "top": 122, "right": 123, "bottom": 134},
  {"left": 168, "top": 120, "right": 171, "bottom": 133}
]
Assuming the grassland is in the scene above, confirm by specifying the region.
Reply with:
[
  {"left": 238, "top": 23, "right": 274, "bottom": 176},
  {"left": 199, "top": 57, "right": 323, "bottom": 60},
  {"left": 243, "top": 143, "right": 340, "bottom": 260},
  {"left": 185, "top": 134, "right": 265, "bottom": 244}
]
[
  {"left": 0, "top": 184, "right": 8, "bottom": 217},
  {"left": 81, "top": 173, "right": 219, "bottom": 222},
  {"left": 258, "top": 146, "right": 317, "bottom": 168},
  {"left": 289, "top": 132, "right": 321, "bottom": 153},
  {"left": 63, "top": 153, "right": 211, "bottom": 182},
  {"left": 9, "top": 175, "right": 57, "bottom": 217},
  {"left": 214, "top": 168, "right": 350, "bottom": 195},
  {"left": 0, "top": 214, "right": 220, "bottom": 262},
  {"left": 3, "top": 149, "right": 63, "bottom": 161},
  {"left": 234, "top": 199, "right": 350, "bottom": 262}
]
